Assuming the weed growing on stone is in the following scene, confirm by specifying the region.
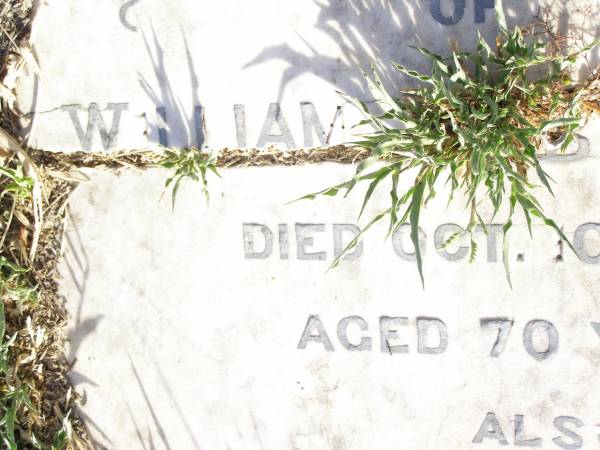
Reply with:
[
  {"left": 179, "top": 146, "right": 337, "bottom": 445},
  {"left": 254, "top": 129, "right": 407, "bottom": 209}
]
[
  {"left": 160, "top": 147, "right": 220, "bottom": 209},
  {"left": 300, "top": 2, "right": 600, "bottom": 287}
]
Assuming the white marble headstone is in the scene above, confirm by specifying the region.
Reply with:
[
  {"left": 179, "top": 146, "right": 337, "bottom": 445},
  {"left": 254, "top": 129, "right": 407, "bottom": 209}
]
[
  {"left": 63, "top": 156, "right": 600, "bottom": 449},
  {"left": 18, "top": 0, "right": 597, "bottom": 152}
]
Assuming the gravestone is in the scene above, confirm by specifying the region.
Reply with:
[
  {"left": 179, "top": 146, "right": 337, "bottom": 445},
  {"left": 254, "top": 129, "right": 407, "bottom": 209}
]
[
  {"left": 16, "top": 0, "right": 600, "bottom": 449},
  {"left": 21, "top": 0, "right": 595, "bottom": 152}
]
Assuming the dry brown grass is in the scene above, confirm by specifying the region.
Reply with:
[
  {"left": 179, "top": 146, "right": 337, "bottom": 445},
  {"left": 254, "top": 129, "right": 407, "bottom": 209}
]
[
  {"left": 30, "top": 145, "right": 369, "bottom": 170},
  {"left": 0, "top": 1, "right": 93, "bottom": 448}
]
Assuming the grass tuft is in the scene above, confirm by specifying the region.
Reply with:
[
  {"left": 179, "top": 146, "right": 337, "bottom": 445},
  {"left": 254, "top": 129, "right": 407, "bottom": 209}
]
[
  {"left": 300, "top": 6, "right": 599, "bottom": 286},
  {"left": 160, "top": 147, "right": 220, "bottom": 210}
]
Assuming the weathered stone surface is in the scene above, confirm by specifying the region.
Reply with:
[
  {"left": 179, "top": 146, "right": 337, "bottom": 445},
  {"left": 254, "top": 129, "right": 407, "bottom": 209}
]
[
  {"left": 62, "top": 143, "right": 600, "bottom": 448},
  {"left": 18, "top": 0, "right": 599, "bottom": 152}
]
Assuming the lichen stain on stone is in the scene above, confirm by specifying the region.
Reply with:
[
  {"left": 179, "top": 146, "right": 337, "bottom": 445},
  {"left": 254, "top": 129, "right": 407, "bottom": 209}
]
[
  {"left": 528, "top": 400, "right": 553, "bottom": 423},
  {"left": 574, "top": 347, "right": 600, "bottom": 367},
  {"left": 330, "top": 433, "right": 348, "bottom": 450},
  {"left": 549, "top": 390, "right": 564, "bottom": 403}
]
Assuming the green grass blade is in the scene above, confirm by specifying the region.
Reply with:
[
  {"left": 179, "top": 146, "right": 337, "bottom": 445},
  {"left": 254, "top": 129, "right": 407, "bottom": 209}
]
[
  {"left": 502, "top": 220, "right": 513, "bottom": 289},
  {"left": 410, "top": 181, "right": 426, "bottom": 287},
  {"left": 359, "top": 168, "right": 392, "bottom": 219},
  {"left": 495, "top": 0, "right": 508, "bottom": 33},
  {"left": 330, "top": 209, "right": 391, "bottom": 269}
]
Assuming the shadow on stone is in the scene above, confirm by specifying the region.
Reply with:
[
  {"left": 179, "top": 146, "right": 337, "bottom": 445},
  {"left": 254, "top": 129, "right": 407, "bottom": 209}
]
[
  {"left": 139, "top": 24, "right": 205, "bottom": 148},
  {"left": 243, "top": 0, "right": 541, "bottom": 103}
]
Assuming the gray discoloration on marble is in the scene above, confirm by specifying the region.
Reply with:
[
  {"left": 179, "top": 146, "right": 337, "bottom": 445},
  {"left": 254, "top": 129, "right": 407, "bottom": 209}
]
[
  {"left": 392, "top": 224, "right": 427, "bottom": 261},
  {"left": 515, "top": 414, "right": 543, "bottom": 447},
  {"left": 300, "top": 101, "right": 328, "bottom": 148},
  {"left": 434, "top": 223, "right": 468, "bottom": 261},
  {"left": 119, "top": 0, "right": 141, "bottom": 32},
  {"left": 573, "top": 223, "right": 600, "bottom": 264},
  {"left": 481, "top": 318, "right": 514, "bottom": 357},
  {"left": 417, "top": 317, "right": 448, "bottom": 355},
  {"left": 278, "top": 224, "right": 289, "bottom": 260},
  {"left": 379, "top": 316, "right": 410, "bottom": 354},
  {"left": 552, "top": 417, "right": 584, "bottom": 449},
  {"left": 472, "top": 412, "right": 509, "bottom": 445},
  {"left": 333, "top": 223, "right": 362, "bottom": 261},
  {"left": 233, "top": 104, "right": 247, "bottom": 148},
  {"left": 243, "top": 223, "right": 273, "bottom": 259},
  {"left": 61, "top": 103, "right": 129, "bottom": 151},
  {"left": 298, "top": 315, "right": 335, "bottom": 352},
  {"left": 523, "top": 320, "right": 560, "bottom": 361},
  {"left": 296, "top": 224, "right": 327, "bottom": 261},
  {"left": 336, "top": 316, "right": 372, "bottom": 352},
  {"left": 256, "top": 103, "right": 296, "bottom": 150}
]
